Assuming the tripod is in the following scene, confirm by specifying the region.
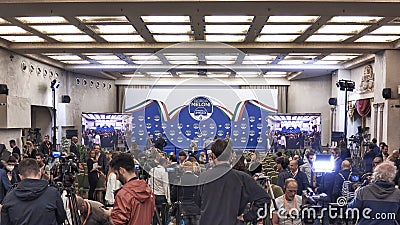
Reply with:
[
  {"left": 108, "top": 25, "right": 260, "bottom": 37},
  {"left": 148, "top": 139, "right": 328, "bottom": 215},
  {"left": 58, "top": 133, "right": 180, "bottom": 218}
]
[{"left": 62, "top": 186, "right": 82, "bottom": 225}]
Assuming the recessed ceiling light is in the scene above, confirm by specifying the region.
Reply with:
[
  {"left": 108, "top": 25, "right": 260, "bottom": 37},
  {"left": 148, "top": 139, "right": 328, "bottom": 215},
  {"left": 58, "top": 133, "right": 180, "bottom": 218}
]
[
  {"left": 77, "top": 16, "right": 129, "bottom": 23},
  {"left": 169, "top": 61, "right": 198, "bottom": 64},
  {"left": 48, "top": 55, "right": 82, "bottom": 60},
  {"left": 153, "top": 35, "right": 193, "bottom": 42},
  {"left": 90, "top": 25, "right": 136, "bottom": 34},
  {"left": 205, "top": 25, "right": 250, "bottom": 34},
  {"left": 141, "top": 16, "right": 190, "bottom": 23},
  {"left": 122, "top": 73, "right": 146, "bottom": 77},
  {"left": 322, "top": 55, "right": 358, "bottom": 61},
  {"left": 0, "top": 35, "right": 45, "bottom": 42},
  {"left": 31, "top": 25, "right": 83, "bottom": 34},
  {"left": 236, "top": 72, "right": 261, "bottom": 77},
  {"left": 165, "top": 55, "right": 198, "bottom": 61},
  {"left": 268, "top": 16, "right": 319, "bottom": 23},
  {"left": 305, "top": 35, "right": 351, "bottom": 42},
  {"left": 205, "top": 35, "right": 245, "bottom": 42},
  {"left": 278, "top": 60, "right": 309, "bottom": 64},
  {"left": 206, "top": 55, "right": 237, "bottom": 61},
  {"left": 370, "top": 26, "right": 400, "bottom": 34},
  {"left": 355, "top": 35, "right": 400, "bottom": 42},
  {"left": 147, "top": 25, "right": 192, "bottom": 34},
  {"left": 100, "top": 35, "right": 144, "bottom": 42},
  {"left": 261, "top": 25, "right": 311, "bottom": 34},
  {"left": 97, "top": 60, "right": 128, "bottom": 65},
  {"left": 133, "top": 60, "right": 163, "bottom": 65},
  {"left": 242, "top": 60, "right": 271, "bottom": 65},
  {"left": 314, "top": 60, "right": 342, "bottom": 64},
  {"left": 0, "top": 26, "right": 29, "bottom": 34},
  {"left": 256, "top": 35, "right": 299, "bottom": 42},
  {"left": 205, "top": 16, "right": 254, "bottom": 23},
  {"left": 129, "top": 54, "right": 159, "bottom": 60},
  {"left": 87, "top": 55, "right": 120, "bottom": 60},
  {"left": 0, "top": 18, "right": 10, "bottom": 24},
  {"left": 207, "top": 60, "right": 235, "bottom": 64},
  {"left": 49, "top": 35, "right": 95, "bottom": 42},
  {"left": 329, "top": 16, "right": 383, "bottom": 23},
  {"left": 61, "top": 60, "right": 90, "bottom": 64},
  {"left": 16, "top": 16, "right": 68, "bottom": 24},
  {"left": 316, "top": 25, "right": 367, "bottom": 34},
  {"left": 206, "top": 72, "right": 231, "bottom": 78},
  {"left": 244, "top": 54, "right": 277, "bottom": 61}
]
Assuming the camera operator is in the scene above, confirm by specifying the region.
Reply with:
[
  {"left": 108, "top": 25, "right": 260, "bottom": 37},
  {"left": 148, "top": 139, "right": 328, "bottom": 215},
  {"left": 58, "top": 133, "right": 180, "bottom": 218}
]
[
  {"left": 332, "top": 159, "right": 357, "bottom": 202},
  {"left": 51, "top": 153, "right": 79, "bottom": 188},
  {"left": 1, "top": 158, "right": 67, "bottom": 225},
  {"left": 348, "top": 162, "right": 400, "bottom": 225}
]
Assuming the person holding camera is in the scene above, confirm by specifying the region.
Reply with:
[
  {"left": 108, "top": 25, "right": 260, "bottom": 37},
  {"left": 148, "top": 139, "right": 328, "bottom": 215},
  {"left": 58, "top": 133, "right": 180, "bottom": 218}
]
[{"left": 1, "top": 158, "right": 66, "bottom": 225}]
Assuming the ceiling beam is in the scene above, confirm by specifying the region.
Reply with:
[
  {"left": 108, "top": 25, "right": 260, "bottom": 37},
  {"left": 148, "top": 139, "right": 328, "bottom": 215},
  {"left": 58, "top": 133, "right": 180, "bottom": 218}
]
[
  {"left": 4, "top": 17, "right": 58, "bottom": 43},
  {"left": 125, "top": 15, "right": 155, "bottom": 43},
  {"left": 343, "top": 17, "right": 396, "bottom": 43},
  {"left": 64, "top": 16, "right": 107, "bottom": 42},
  {"left": 9, "top": 42, "right": 392, "bottom": 54},
  {"left": 245, "top": 15, "right": 268, "bottom": 43},
  {"left": 294, "top": 16, "right": 333, "bottom": 43}
]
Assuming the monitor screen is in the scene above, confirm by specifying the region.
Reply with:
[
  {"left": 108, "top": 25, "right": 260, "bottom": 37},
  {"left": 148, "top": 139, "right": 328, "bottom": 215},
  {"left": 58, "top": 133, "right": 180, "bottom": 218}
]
[{"left": 313, "top": 154, "right": 334, "bottom": 172}]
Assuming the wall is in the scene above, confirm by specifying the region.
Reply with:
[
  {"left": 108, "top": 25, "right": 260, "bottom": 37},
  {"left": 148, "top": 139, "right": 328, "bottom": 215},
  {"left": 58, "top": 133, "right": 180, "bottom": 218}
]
[
  {"left": 287, "top": 75, "right": 332, "bottom": 146},
  {"left": 0, "top": 48, "right": 117, "bottom": 147}
]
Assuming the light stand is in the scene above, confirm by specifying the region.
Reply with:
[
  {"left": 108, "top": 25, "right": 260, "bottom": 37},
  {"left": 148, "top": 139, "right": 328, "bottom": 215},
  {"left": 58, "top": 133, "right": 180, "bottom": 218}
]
[
  {"left": 336, "top": 79, "right": 355, "bottom": 144},
  {"left": 51, "top": 79, "right": 60, "bottom": 151}
]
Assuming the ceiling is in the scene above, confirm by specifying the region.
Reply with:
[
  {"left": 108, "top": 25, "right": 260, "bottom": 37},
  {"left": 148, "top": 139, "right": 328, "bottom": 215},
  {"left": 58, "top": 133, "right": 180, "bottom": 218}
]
[{"left": 1, "top": 0, "right": 400, "bottom": 80}]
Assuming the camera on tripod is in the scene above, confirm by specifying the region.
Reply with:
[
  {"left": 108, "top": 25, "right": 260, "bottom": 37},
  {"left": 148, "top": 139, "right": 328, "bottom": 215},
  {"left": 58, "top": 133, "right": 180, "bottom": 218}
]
[{"left": 52, "top": 152, "right": 79, "bottom": 189}]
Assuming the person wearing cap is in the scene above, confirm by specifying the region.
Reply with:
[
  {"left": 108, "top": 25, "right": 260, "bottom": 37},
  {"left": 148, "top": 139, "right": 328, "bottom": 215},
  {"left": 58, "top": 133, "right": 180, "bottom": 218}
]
[{"left": 195, "top": 138, "right": 270, "bottom": 225}]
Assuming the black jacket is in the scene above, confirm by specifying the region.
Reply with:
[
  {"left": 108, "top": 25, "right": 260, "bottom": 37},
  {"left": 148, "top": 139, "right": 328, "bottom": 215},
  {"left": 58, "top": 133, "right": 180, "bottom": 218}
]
[
  {"left": 196, "top": 163, "right": 270, "bottom": 225},
  {"left": 1, "top": 178, "right": 67, "bottom": 225},
  {"left": 70, "top": 142, "right": 80, "bottom": 160},
  {"left": 292, "top": 170, "right": 309, "bottom": 195},
  {"left": 154, "top": 137, "right": 167, "bottom": 151},
  {"left": 39, "top": 141, "right": 53, "bottom": 156},
  {"left": 179, "top": 172, "right": 201, "bottom": 216}
]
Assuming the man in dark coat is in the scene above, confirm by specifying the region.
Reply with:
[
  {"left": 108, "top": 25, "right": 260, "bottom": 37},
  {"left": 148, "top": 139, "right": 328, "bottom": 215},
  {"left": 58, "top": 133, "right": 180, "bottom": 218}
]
[
  {"left": 179, "top": 161, "right": 201, "bottom": 225},
  {"left": 38, "top": 135, "right": 53, "bottom": 156},
  {"left": 1, "top": 158, "right": 66, "bottom": 225},
  {"left": 154, "top": 134, "right": 167, "bottom": 151},
  {"left": 69, "top": 136, "right": 80, "bottom": 161},
  {"left": 195, "top": 138, "right": 270, "bottom": 225},
  {"left": 289, "top": 160, "right": 309, "bottom": 195}
]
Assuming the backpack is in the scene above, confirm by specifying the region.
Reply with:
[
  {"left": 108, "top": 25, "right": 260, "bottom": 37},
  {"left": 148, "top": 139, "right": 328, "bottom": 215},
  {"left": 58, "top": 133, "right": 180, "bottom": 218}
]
[{"left": 338, "top": 172, "right": 355, "bottom": 201}]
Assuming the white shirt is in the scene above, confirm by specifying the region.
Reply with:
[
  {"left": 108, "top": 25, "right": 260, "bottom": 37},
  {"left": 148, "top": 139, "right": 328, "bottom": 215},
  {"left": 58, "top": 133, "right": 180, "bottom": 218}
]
[
  {"left": 273, "top": 195, "right": 302, "bottom": 225},
  {"left": 105, "top": 173, "right": 122, "bottom": 205},
  {"left": 280, "top": 136, "right": 286, "bottom": 147},
  {"left": 148, "top": 165, "right": 170, "bottom": 204},
  {"left": 94, "top": 134, "right": 101, "bottom": 145}
]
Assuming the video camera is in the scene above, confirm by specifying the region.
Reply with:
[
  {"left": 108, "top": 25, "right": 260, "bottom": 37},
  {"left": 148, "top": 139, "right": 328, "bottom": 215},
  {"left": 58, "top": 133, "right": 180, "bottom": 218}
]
[{"left": 51, "top": 152, "right": 79, "bottom": 188}]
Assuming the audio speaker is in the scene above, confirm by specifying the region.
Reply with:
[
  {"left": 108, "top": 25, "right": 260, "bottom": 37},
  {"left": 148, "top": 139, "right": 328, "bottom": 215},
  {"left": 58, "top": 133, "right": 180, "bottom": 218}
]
[
  {"left": 328, "top": 97, "right": 337, "bottom": 106},
  {"left": 61, "top": 95, "right": 71, "bottom": 103},
  {"left": 0, "top": 84, "right": 8, "bottom": 95},
  {"left": 382, "top": 88, "right": 391, "bottom": 99}
]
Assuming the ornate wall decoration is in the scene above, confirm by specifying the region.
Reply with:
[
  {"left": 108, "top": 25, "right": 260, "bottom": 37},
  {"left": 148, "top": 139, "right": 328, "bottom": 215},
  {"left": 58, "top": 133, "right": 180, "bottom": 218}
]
[{"left": 360, "top": 65, "right": 374, "bottom": 93}]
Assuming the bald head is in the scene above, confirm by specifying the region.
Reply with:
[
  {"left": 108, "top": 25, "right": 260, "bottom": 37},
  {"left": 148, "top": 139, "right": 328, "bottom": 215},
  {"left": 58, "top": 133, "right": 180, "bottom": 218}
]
[
  {"left": 289, "top": 160, "right": 298, "bottom": 173},
  {"left": 341, "top": 160, "right": 351, "bottom": 170}
]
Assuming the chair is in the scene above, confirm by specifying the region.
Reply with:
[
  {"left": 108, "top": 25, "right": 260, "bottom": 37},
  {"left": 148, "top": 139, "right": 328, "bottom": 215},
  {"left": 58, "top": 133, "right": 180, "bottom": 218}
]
[
  {"left": 76, "top": 173, "right": 89, "bottom": 199},
  {"left": 270, "top": 175, "right": 278, "bottom": 185},
  {"left": 95, "top": 172, "right": 107, "bottom": 203}
]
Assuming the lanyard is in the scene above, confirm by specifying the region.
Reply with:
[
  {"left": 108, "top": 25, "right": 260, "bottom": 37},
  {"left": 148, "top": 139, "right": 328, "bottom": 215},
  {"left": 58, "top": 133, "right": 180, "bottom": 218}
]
[{"left": 283, "top": 196, "right": 297, "bottom": 225}]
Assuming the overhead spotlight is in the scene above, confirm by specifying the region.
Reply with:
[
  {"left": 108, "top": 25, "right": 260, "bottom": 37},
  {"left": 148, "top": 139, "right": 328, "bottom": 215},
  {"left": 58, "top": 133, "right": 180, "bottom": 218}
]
[
  {"left": 50, "top": 79, "right": 60, "bottom": 89},
  {"left": 336, "top": 79, "right": 355, "bottom": 92}
]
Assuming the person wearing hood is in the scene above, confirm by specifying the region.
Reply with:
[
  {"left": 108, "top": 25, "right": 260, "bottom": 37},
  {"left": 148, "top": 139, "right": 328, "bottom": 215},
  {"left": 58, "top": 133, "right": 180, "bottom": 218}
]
[
  {"left": 1, "top": 158, "right": 66, "bottom": 225},
  {"left": 105, "top": 153, "right": 155, "bottom": 225},
  {"left": 348, "top": 161, "right": 400, "bottom": 225}
]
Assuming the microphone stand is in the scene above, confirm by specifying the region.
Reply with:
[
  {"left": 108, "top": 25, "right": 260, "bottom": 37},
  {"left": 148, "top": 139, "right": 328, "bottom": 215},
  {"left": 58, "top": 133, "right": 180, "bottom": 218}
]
[{"left": 266, "top": 176, "right": 278, "bottom": 210}]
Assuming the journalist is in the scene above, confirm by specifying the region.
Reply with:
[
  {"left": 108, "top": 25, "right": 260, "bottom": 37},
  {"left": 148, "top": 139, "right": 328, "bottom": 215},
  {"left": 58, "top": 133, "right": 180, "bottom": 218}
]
[
  {"left": 348, "top": 161, "right": 400, "bottom": 225},
  {"left": 1, "top": 158, "right": 66, "bottom": 225}
]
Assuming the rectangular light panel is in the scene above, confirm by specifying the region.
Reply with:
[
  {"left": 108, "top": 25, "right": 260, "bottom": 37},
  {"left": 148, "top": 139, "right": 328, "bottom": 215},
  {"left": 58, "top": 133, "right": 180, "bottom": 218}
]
[
  {"left": 90, "top": 25, "right": 136, "bottom": 34},
  {"left": 316, "top": 25, "right": 367, "bottom": 34},
  {"left": 49, "top": 35, "right": 95, "bottom": 42},
  {"left": 48, "top": 55, "right": 82, "bottom": 60},
  {"left": 205, "top": 35, "right": 245, "bottom": 42},
  {"left": 0, "top": 26, "right": 29, "bottom": 34},
  {"left": 61, "top": 60, "right": 90, "bottom": 64},
  {"left": 205, "top": 25, "right": 250, "bottom": 34},
  {"left": 328, "top": 16, "right": 383, "bottom": 23},
  {"left": 261, "top": 25, "right": 311, "bottom": 34},
  {"left": 205, "top": 16, "right": 254, "bottom": 23},
  {"left": 16, "top": 16, "right": 68, "bottom": 24},
  {"left": 0, "top": 35, "right": 44, "bottom": 42},
  {"left": 97, "top": 60, "right": 127, "bottom": 65},
  {"left": 31, "top": 25, "right": 83, "bottom": 34},
  {"left": 256, "top": 35, "right": 299, "bottom": 42},
  {"left": 153, "top": 35, "right": 193, "bottom": 42},
  {"left": 370, "top": 26, "right": 400, "bottom": 34},
  {"left": 268, "top": 16, "right": 319, "bottom": 23},
  {"left": 77, "top": 16, "right": 129, "bottom": 23},
  {"left": 141, "top": 16, "right": 190, "bottom": 23},
  {"left": 100, "top": 35, "right": 144, "bottom": 42},
  {"left": 306, "top": 35, "right": 351, "bottom": 42},
  {"left": 147, "top": 25, "right": 192, "bottom": 34},
  {"left": 355, "top": 35, "right": 400, "bottom": 42}
]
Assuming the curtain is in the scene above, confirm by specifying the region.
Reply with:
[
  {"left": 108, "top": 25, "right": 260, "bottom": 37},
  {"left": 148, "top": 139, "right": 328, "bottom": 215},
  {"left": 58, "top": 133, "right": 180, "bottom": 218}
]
[
  {"left": 117, "top": 85, "right": 150, "bottom": 112},
  {"left": 240, "top": 85, "right": 288, "bottom": 113},
  {"left": 356, "top": 99, "right": 371, "bottom": 117}
]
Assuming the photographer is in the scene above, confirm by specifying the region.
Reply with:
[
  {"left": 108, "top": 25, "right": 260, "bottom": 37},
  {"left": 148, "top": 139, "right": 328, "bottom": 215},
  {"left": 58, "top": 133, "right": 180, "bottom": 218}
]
[
  {"left": 332, "top": 159, "right": 356, "bottom": 202},
  {"left": 1, "top": 158, "right": 67, "bottom": 225}
]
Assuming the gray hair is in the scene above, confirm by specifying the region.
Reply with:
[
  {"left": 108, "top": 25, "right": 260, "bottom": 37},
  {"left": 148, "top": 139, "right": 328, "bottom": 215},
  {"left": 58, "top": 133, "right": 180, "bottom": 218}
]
[{"left": 371, "top": 161, "right": 397, "bottom": 183}]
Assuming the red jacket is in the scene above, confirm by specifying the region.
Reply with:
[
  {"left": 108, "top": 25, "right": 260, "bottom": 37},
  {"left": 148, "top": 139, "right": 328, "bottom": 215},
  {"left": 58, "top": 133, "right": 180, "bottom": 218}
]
[{"left": 111, "top": 179, "right": 155, "bottom": 225}]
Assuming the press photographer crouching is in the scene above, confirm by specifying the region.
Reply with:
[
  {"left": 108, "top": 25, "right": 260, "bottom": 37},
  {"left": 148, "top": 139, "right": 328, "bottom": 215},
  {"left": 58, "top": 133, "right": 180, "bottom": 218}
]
[{"left": 348, "top": 161, "right": 400, "bottom": 225}]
